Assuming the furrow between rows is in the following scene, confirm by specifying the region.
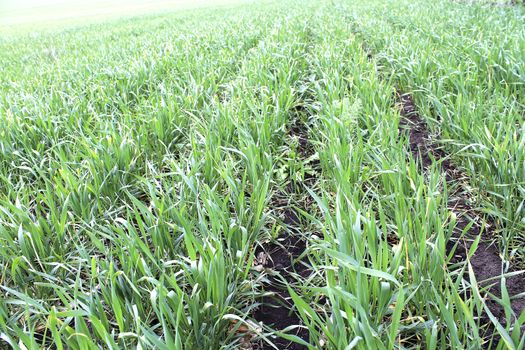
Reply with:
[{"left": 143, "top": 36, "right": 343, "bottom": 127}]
[{"left": 397, "top": 91, "right": 525, "bottom": 334}]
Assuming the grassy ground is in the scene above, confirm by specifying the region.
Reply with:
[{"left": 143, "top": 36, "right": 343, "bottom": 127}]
[
  {"left": 1, "top": 0, "right": 525, "bottom": 349},
  {"left": 0, "top": 0, "right": 249, "bottom": 32}
]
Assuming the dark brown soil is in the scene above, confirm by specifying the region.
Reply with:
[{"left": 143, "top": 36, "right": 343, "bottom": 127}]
[
  {"left": 252, "top": 205, "right": 309, "bottom": 350},
  {"left": 397, "top": 92, "right": 525, "bottom": 325},
  {"left": 252, "top": 114, "right": 314, "bottom": 350}
]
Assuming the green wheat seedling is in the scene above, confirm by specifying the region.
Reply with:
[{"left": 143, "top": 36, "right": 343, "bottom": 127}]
[{"left": 1, "top": 0, "right": 524, "bottom": 349}]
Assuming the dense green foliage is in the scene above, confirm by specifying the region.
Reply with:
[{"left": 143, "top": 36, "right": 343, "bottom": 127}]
[
  {"left": 349, "top": 0, "right": 525, "bottom": 264},
  {"left": 1, "top": 0, "right": 524, "bottom": 349}
]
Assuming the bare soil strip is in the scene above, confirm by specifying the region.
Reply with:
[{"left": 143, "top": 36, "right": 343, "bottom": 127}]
[
  {"left": 397, "top": 92, "right": 525, "bottom": 325},
  {"left": 252, "top": 110, "right": 314, "bottom": 350}
]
